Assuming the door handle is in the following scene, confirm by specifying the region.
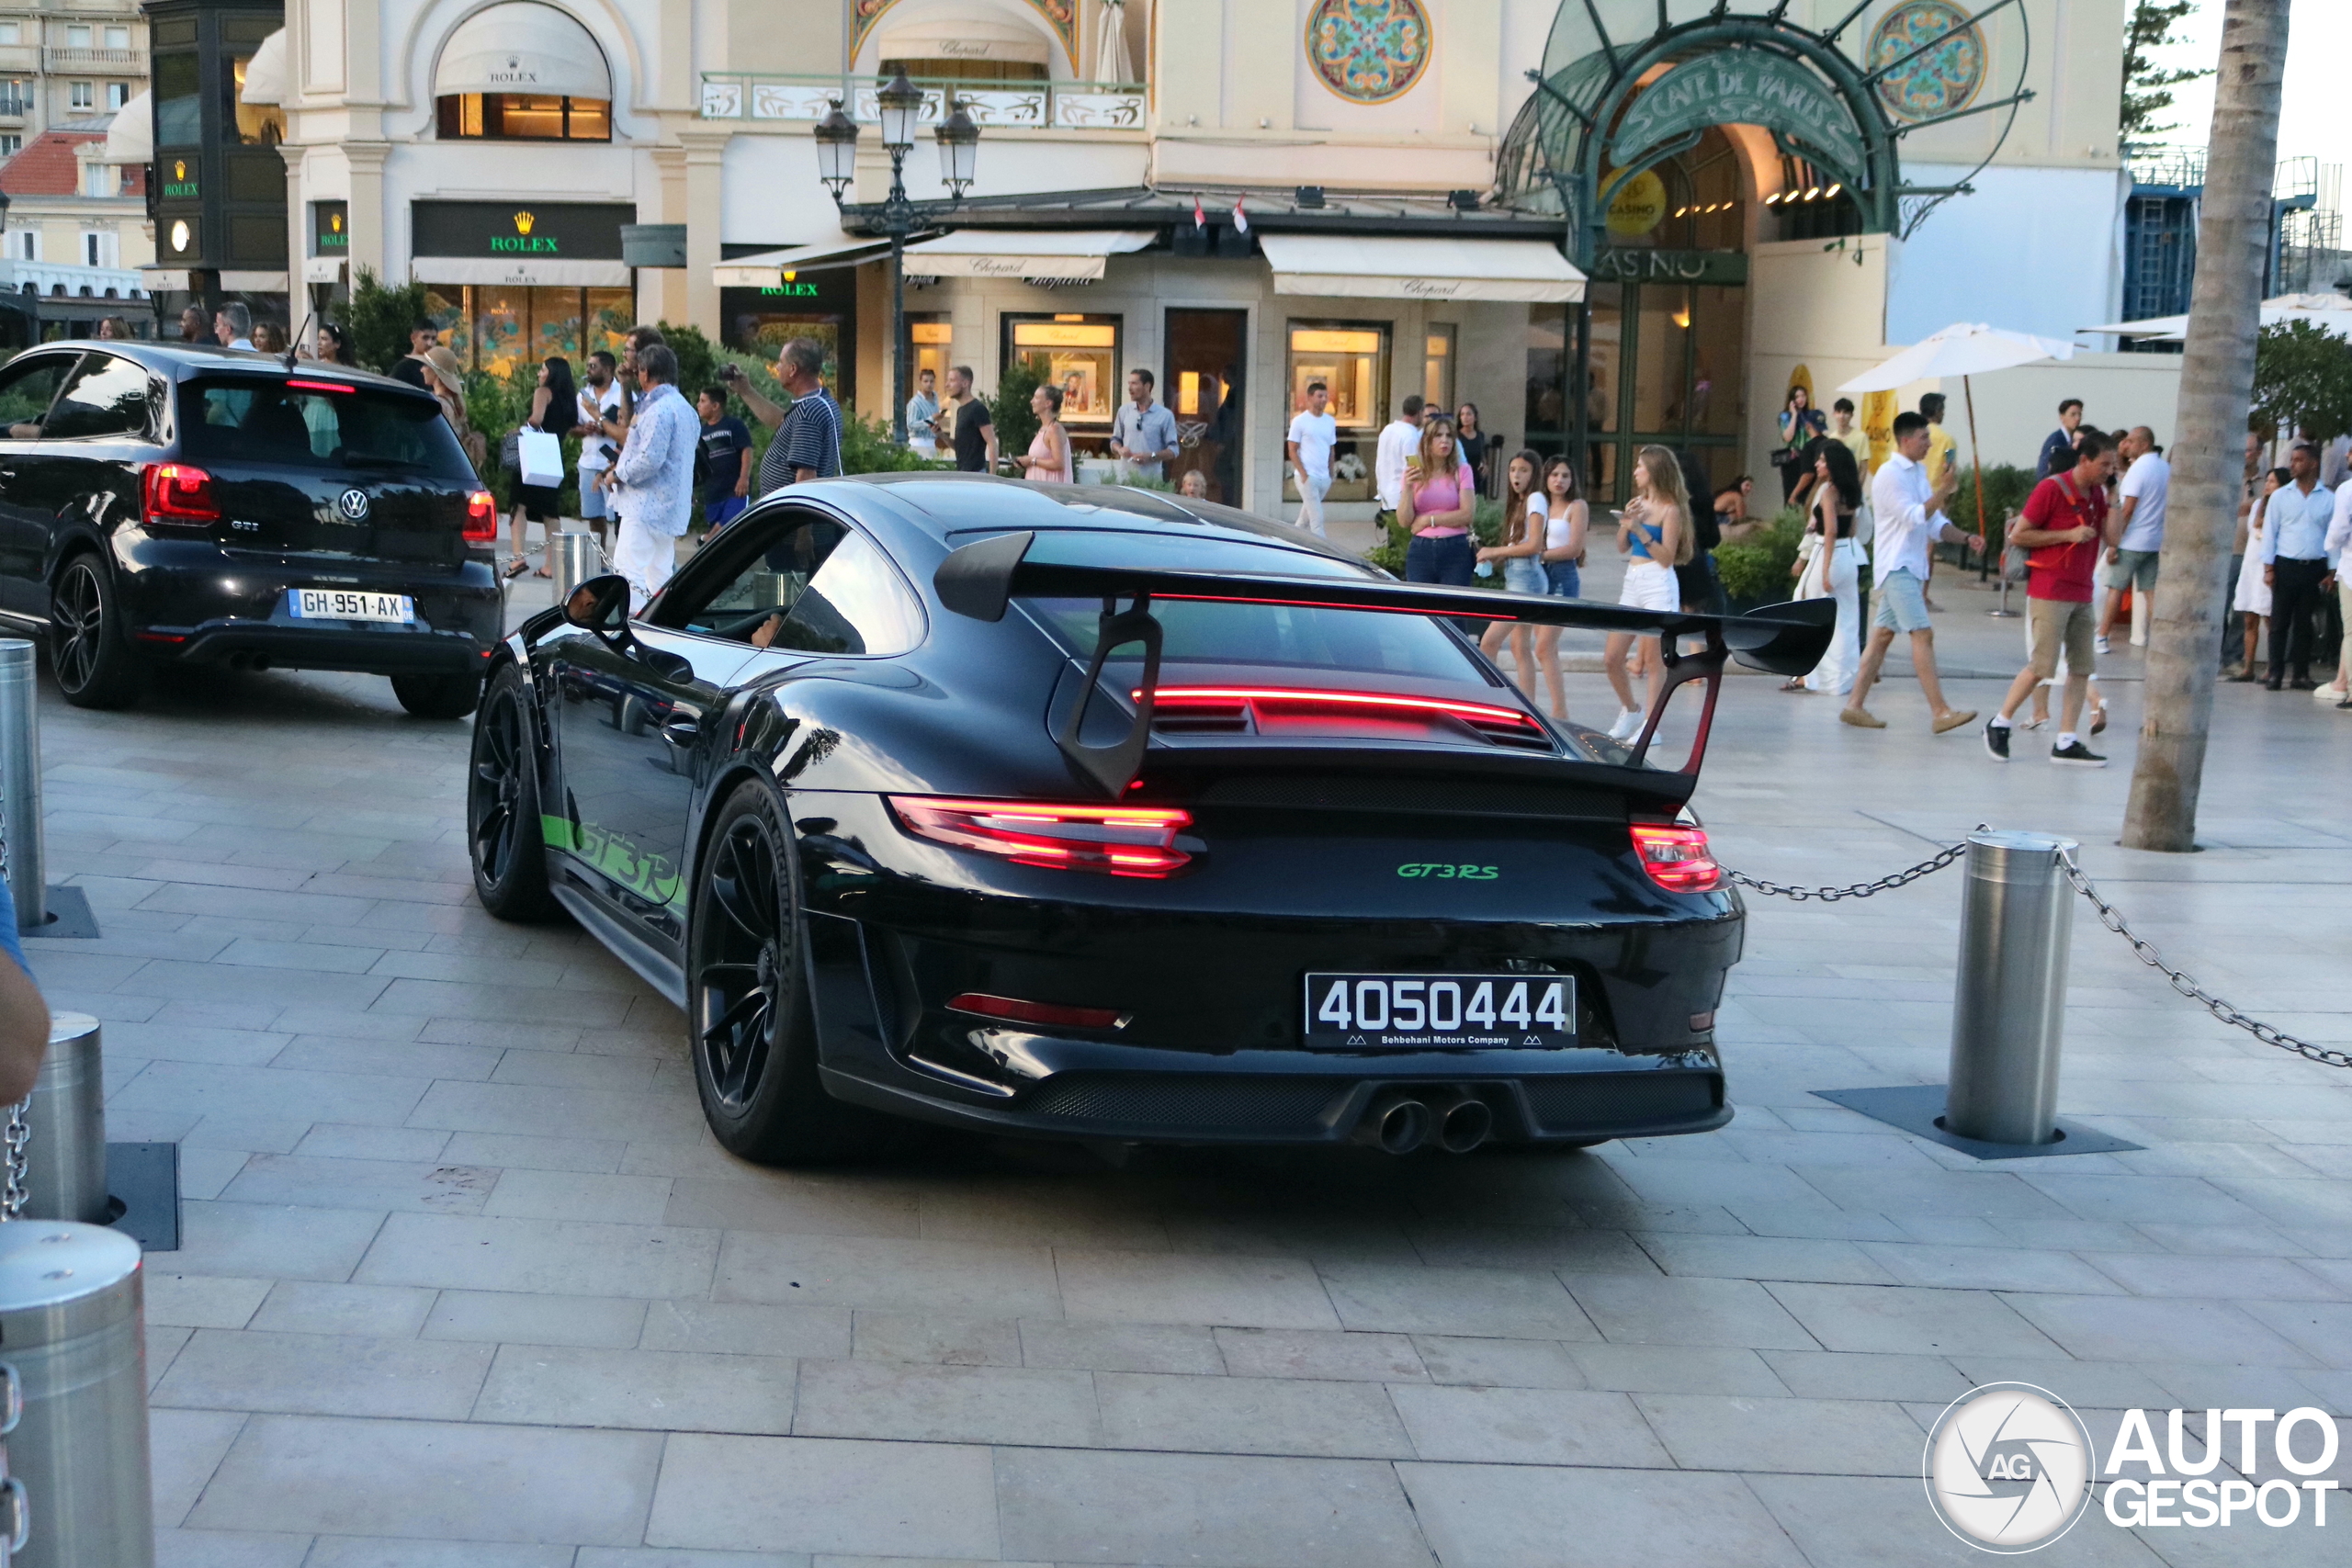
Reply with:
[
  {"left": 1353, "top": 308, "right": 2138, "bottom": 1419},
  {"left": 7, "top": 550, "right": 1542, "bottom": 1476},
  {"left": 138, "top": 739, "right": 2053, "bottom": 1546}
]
[{"left": 660, "top": 716, "right": 700, "bottom": 748}]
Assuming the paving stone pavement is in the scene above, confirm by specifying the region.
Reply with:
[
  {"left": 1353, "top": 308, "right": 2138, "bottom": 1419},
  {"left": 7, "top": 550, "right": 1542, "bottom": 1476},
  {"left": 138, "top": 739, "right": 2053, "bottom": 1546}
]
[{"left": 22, "top": 569, "right": 2352, "bottom": 1568}]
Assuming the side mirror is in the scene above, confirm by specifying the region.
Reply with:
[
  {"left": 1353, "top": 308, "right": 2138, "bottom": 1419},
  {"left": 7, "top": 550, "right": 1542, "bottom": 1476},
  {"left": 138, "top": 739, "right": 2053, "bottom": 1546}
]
[{"left": 562, "top": 574, "right": 631, "bottom": 635}]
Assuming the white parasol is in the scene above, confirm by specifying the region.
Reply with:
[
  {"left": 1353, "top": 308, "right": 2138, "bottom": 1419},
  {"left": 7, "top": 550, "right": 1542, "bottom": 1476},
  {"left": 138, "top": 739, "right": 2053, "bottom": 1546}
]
[
  {"left": 1092, "top": 0, "right": 1134, "bottom": 84},
  {"left": 2079, "top": 291, "right": 2352, "bottom": 343},
  {"left": 1841, "top": 323, "right": 2078, "bottom": 559}
]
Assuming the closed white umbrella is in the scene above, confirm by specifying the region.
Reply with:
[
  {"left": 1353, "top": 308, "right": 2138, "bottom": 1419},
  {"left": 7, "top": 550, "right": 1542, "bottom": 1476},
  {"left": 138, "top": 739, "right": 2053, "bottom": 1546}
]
[
  {"left": 1842, "top": 323, "right": 2078, "bottom": 559},
  {"left": 1092, "top": 0, "right": 1133, "bottom": 84}
]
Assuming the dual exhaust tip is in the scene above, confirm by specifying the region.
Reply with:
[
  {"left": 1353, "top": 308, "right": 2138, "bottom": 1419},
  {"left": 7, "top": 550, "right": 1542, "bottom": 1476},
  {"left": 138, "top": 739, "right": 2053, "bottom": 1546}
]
[{"left": 1354, "top": 1088, "right": 1494, "bottom": 1155}]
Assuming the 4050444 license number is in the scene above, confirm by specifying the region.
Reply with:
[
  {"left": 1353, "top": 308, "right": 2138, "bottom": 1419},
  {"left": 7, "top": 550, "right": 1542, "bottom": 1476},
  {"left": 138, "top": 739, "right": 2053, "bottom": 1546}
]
[{"left": 1307, "top": 976, "right": 1569, "bottom": 1037}]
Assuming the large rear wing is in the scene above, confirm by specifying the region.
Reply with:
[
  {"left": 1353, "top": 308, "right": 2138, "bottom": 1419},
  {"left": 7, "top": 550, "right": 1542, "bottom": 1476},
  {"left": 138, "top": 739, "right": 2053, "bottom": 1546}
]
[{"left": 934, "top": 529, "right": 1837, "bottom": 796}]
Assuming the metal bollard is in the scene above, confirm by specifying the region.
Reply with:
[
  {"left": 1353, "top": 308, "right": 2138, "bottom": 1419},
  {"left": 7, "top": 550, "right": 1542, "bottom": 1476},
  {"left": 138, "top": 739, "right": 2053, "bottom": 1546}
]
[
  {"left": 1945, "top": 830, "right": 2079, "bottom": 1145},
  {"left": 0, "top": 641, "right": 41, "bottom": 932},
  {"left": 19, "top": 1017, "right": 106, "bottom": 1225},
  {"left": 0, "top": 1222, "right": 153, "bottom": 1568},
  {"left": 549, "top": 530, "right": 607, "bottom": 604}
]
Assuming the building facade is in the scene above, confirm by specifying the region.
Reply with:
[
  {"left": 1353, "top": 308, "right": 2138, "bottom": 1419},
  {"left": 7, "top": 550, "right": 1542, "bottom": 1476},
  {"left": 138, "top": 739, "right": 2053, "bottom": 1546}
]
[
  {"left": 250, "top": 0, "right": 2152, "bottom": 509},
  {"left": 0, "top": 0, "right": 148, "bottom": 160}
]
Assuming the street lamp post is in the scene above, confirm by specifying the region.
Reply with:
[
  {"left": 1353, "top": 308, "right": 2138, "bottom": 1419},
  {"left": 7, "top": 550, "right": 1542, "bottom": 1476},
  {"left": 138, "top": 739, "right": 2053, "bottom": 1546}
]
[{"left": 815, "top": 70, "right": 979, "bottom": 447}]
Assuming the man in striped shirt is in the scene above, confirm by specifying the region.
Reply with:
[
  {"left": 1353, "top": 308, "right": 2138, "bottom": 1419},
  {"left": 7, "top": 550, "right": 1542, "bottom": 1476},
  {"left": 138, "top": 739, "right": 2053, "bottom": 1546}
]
[{"left": 726, "top": 338, "right": 842, "bottom": 497}]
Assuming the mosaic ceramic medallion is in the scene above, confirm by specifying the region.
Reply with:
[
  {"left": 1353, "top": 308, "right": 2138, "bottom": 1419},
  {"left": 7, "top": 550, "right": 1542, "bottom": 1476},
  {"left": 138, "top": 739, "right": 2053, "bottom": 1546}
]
[
  {"left": 1306, "top": 0, "right": 1431, "bottom": 106},
  {"left": 1868, "top": 0, "right": 1985, "bottom": 121}
]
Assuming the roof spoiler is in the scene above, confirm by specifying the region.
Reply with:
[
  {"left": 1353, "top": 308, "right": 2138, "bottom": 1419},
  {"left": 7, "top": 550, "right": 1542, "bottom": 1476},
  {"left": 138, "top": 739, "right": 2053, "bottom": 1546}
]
[{"left": 933, "top": 529, "right": 1837, "bottom": 795}]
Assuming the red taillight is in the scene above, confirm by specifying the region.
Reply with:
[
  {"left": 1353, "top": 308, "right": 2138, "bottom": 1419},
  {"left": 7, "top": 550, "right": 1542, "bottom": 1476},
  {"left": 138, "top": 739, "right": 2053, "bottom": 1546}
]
[
  {"left": 1141, "top": 685, "right": 1547, "bottom": 744},
  {"left": 888, "top": 796, "right": 1193, "bottom": 877},
  {"left": 464, "top": 490, "right": 498, "bottom": 542},
  {"left": 285, "top": 378, "right": 356, "bottom": 393},
  {"left": 141, "top": 463, "right": 218, "bottom": 525},
  {"left": 1631, "top": 824, "right": 1721, "bottom": 893},
  {"left": 947, "top": 992, "right": 1130, "bottom": 1030}
]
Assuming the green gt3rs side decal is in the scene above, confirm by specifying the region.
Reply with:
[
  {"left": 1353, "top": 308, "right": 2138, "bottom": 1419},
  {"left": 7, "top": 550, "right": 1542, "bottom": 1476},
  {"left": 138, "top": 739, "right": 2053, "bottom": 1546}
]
[{"left": 542, "top": 814, "right": 685, "bottom": 911}]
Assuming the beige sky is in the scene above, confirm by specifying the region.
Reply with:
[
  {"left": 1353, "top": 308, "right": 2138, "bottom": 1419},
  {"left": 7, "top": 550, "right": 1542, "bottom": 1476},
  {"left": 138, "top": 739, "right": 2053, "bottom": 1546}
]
[{"left": 2147, "top": 0, "right": 2350, "bottom": 175}]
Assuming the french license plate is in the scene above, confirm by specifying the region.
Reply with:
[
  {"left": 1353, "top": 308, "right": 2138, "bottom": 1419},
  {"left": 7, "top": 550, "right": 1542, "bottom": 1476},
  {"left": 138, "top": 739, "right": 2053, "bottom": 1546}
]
[
  {"left": 288, "top": 588, "right": 413, "bottom": 624},
  {"left": 1304, "top": 973, "right": 1575, "bottom": 1050}
]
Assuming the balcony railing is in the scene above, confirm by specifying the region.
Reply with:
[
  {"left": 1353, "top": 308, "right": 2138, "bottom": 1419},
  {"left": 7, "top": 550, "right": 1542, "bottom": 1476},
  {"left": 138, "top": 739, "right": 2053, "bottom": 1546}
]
[
  {"left": 0, "top": 96, "right": 28, "bottom": 119},
  {"left": 698, "top": 73, "right": 1146, "bottom": 133},
  {"left": 44, "top": 47, "right": 144, "bottom": 73},
  {"left": 0, "top": 259, "right": 148, "bottom": 299}
]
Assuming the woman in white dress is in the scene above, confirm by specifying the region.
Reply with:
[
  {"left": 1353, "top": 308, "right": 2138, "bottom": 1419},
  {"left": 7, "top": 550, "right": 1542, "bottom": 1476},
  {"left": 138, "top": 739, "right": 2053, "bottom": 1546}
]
[
  {"left": 1602, "top": 446, "right": 1690, "bottom": 742},
  {"left": 2229, "top": 467, "right": 2286, "bottom": 681},
  {"left": 1789, "top": 440, "right": 1864, "bottom": 694}
]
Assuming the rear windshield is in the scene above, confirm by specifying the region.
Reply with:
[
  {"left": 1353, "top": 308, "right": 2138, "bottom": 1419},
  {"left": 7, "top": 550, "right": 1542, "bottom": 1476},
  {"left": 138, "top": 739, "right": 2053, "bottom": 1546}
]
[
  {"left": 177, "top": 378, "right": 469, "bottom": 475},
  {"left": 998, "top": 529, "right": 1479, "bottom": 683}
]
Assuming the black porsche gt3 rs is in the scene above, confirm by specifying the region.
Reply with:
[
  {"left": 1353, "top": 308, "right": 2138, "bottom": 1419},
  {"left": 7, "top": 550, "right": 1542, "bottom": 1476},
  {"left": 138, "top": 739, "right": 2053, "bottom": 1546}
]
[{"left": 468, "top": 474, "right": 1830, "bottom": 1164}]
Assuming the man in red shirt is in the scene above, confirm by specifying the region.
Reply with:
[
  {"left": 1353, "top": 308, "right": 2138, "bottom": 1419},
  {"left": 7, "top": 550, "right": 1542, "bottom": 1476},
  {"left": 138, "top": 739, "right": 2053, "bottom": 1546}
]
[{"left": 1984, "top": 428, "right": 2122, "bottom": 765}]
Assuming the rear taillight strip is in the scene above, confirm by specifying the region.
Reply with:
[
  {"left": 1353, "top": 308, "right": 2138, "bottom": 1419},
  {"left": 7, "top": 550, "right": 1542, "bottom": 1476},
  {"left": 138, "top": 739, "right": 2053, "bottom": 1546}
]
[
  {"left": 888, "top": 796, "right": 1193, "bottom": 878},
  {"left": 1138, "top": 685, "right": 1544, "bottom": 733}
]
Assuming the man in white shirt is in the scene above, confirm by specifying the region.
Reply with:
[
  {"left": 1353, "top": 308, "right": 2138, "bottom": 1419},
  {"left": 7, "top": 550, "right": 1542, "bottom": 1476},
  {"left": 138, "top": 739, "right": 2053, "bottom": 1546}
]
[
  {"left": 572, "top": 350, "right": 626, "bottom": 546},
  {"left": 2097, "top": 426, "right": 2168, "bottom": 651},
  {"left": 1843, "top": 411, "right": 1986, "bottom": 733},
  {"left": 1285, "top": 379, "right": 1338, "bottom": 538},
  {"left": 1373, "top": 394, "right": 1426, "bottom": 533}
]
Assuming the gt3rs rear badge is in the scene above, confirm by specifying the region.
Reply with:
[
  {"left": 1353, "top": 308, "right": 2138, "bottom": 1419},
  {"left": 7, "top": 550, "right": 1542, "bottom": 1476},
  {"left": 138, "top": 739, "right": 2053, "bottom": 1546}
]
[{"left": 1398, "top": 863, "right": 1498, "bottom": 879}]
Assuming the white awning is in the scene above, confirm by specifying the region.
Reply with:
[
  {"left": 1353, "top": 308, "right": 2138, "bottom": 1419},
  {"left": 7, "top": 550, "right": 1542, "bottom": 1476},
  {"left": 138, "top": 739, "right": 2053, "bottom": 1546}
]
[
  {"left": 902, "top": 229, "right": 1155, "bottom": 281},
  {"left": 101, "top": 91, "right": 151, "bottom": 165},
  {"left": 240, "top": 28, "right": 287, "bottom": 107},
  {"left": 712, "top": 234, "right": 899, "bottom": 288},
  {"left": 435, "top": 2, "right": 613, "bottom": 101},
  {"left": 1259, "top": 234, "right": 1586, "bottom": 304},
  {"left": 412, "top": 256, "right": 632, "bottom": 288},
  {"left": 2081, "top": 292, "right": 2352, "bottom": 342},
  {"left": 873, "top": 17, "right": 1052, "bottom": 66}
]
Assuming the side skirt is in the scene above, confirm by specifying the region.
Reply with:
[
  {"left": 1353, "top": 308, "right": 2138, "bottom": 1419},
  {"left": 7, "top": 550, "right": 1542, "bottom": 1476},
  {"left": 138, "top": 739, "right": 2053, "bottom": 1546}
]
[{"left": 549, "top": 874, "right": 687, "bottom": 1010}]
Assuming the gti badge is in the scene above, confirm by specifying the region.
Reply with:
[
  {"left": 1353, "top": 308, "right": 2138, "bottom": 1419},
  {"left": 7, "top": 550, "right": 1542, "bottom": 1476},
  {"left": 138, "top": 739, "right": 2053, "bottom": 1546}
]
[{"left": 336, "top": 488, "right": 370, "bottom": 521}]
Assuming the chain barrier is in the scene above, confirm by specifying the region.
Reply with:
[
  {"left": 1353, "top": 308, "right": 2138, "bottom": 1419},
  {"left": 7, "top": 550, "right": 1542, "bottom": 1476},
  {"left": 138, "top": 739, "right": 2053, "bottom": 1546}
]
[
  {"left": 1723, "top": 825, "right": 1983, "bottom": 902},
  {"left": 2056, "top": 847, "right": 2352, "bottom": 1072}
]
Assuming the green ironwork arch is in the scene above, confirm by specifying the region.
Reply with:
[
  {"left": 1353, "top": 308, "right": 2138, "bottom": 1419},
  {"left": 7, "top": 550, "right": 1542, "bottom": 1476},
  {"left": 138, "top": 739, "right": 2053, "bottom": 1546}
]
[{"left": 1498, "top": 3, "right": 2034, "bottom": 265}]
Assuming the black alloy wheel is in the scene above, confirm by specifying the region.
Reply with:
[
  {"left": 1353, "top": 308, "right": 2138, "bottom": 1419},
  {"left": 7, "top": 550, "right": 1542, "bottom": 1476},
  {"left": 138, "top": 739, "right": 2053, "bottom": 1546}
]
[
  {"left": 689, "top": 781, "right": 896, "bottom": 1163},
  {"left": 393, "top": 671, "right": 483, "bottom": 720},
  {"left": 467, "top": 664, "right": 557, "bottom": 920},
  {"left": 50, "top": 554, "right": 142, "bottom": 710}
]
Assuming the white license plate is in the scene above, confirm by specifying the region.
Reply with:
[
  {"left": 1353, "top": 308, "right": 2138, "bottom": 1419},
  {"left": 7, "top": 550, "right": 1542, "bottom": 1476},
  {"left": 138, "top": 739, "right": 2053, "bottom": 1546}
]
[
  {"left": 1304, "top": 973, "right": 1576, "bottom": 1050},
  {"left": 288, "top": 589, "right": 413, "bottom": 624}
]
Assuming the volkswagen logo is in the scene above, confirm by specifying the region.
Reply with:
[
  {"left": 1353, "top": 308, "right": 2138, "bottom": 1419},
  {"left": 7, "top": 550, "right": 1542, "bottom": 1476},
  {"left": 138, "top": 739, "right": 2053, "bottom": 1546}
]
[
  {"left": 336, "top": 489, "right": 370, "bottom": 522},
  {"left": 1923, "top": 1383, "right": 2096, "bottom": 1552}
]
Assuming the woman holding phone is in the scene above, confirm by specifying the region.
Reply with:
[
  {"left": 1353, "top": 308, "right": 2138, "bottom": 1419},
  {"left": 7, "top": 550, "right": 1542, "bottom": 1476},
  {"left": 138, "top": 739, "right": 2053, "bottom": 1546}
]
[{"left": 1601, "top": 445, "right": 1690, "bottom": 743}]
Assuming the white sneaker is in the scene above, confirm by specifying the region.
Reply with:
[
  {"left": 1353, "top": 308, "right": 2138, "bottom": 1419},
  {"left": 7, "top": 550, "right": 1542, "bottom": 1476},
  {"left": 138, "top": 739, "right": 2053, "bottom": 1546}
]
[
  {"left": 2095, "top": 635, "right": 2112, "bottom": 655},
  {"left": 1607, "top": 709, "right": 1643, "bottom": 742}
]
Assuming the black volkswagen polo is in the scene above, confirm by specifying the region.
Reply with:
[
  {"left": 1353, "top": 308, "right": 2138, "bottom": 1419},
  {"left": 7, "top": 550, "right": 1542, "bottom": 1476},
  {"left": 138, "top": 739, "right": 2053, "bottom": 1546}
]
[{"left": 0, "top": 341, "right": 503, "bottom": 716}]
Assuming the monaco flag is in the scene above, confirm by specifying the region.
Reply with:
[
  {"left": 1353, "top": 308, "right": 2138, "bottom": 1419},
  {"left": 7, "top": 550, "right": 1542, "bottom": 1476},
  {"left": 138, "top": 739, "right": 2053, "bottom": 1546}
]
[{"left": 1231, "top": 197, "right": 1250, "bottom": 234}]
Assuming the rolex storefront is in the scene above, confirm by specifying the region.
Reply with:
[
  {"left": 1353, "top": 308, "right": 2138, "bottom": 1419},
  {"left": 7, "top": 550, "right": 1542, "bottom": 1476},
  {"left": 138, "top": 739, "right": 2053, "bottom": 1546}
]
[{"left": 409, "top": 201, "right": 637, "bottom": 376}]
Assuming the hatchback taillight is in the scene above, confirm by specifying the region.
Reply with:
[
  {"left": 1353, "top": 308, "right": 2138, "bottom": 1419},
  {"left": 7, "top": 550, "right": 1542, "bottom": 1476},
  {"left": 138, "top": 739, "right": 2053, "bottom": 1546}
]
[
  {"left": 888, "top": 796, "right": 1193, "bottom": 877},
  {"left": 141, "top": 462, "right": 218, "bottom": 525},
  {"left": 1631, "top": 824, "right": 1721, "bottom": 893},
  {"left": 463, "top": 490, "right": 498, "bottom": 543}
]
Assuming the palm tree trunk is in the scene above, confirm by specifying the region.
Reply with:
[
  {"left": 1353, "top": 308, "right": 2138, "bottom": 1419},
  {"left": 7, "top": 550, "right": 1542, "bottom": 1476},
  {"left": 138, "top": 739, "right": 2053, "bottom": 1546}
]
[{"left": 2123, "top": 0, "right": 2290, "bottom": 851}]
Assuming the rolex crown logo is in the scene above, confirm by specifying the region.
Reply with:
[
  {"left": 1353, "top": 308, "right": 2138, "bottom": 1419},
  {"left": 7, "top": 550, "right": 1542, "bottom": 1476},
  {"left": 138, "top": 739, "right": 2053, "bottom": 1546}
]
[
  {"left": 173, "top": 160, "right": 186, "bottom": 181},
  {"left": 513, "top": 211, "right": 536, "bottom": 234}
]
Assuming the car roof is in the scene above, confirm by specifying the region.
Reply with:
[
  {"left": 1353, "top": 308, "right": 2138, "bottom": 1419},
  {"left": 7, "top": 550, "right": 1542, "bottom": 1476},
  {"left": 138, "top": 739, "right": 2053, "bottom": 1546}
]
[
  {"left": 816, "top": 472, "right": 1368, "bottom": 564},
  {"left": 11, "top": 340, "right": 425, "bottom": 394}
]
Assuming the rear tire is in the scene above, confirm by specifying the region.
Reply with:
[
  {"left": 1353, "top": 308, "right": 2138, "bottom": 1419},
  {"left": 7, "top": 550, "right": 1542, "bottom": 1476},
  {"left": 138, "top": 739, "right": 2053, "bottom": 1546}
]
[
  {"left": 392, "top": 671, "right": 482, "bottom": 719},
  {"left": 467, "top": 664, "right": 558, "bottom": 921},
  {"left": 689, "top": 780, "right": 899, "bottom": 1165},
  {"left": 49, "top": 554, "right": 143, "bottom": 710}
]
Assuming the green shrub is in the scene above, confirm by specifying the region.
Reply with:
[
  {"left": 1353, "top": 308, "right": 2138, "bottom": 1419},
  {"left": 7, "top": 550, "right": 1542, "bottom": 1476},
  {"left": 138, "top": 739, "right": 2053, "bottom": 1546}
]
[
  {"left": 653, "top": 321, "right": 721, "bottom": 403},
  {"left": 1713, "top": 506, "right": 1807, "bottom": 605},
  {"left": 990, "top": 358, "right": 1043, "bottom": 468},
  {"left": 342, "top": 268, "right": 429, "bottom": 375},
  {"left": 1946, "top": 462, "right": 2035, "bottom": 537}
]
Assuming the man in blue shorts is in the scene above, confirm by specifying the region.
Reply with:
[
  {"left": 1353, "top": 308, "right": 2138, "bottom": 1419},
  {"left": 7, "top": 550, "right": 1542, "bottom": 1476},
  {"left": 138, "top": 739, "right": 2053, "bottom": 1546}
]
[
  {"left": 696, "top": 386, "right": 752, "bottom": 534},
  {"left": 1843, "top": 411, "right": 1985, "bottom": 733}
]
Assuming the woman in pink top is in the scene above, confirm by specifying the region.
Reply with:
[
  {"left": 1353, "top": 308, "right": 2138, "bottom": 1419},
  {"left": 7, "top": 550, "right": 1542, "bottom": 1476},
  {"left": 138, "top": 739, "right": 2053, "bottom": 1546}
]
[
  {"left": 1013, "top": 384, "right": 1074, "bottom": 483},
  {"left": 1397, "top": 417, "right": 1476, "bottom": 587}
]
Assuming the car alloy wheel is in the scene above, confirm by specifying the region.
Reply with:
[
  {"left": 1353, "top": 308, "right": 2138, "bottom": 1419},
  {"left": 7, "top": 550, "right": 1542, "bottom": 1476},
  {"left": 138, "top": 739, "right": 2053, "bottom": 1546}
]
[
  {"left": 49, "top": 555, "right": 141, "bottom": 709},
  {"left": 696, "top": 810, "right": 789, "bottom": 1111},
  {"left": 466, "top": 667, "right": 555, "bottom": 920}
]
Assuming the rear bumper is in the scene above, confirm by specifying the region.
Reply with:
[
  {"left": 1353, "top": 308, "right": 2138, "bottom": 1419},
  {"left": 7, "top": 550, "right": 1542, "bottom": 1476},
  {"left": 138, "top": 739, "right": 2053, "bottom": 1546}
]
[
  {"left": 115, "top": 540, "right": 503, "bottom": 676},
  {"left": 823, "top": 1050, "right": 1728, "bottom": 1147}
]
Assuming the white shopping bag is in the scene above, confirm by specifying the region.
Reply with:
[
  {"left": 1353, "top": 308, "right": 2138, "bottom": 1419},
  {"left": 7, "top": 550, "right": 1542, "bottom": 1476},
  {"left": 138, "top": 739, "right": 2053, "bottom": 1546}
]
[{"left": 516, "top": 428, "right": 564, "bottom": 489}]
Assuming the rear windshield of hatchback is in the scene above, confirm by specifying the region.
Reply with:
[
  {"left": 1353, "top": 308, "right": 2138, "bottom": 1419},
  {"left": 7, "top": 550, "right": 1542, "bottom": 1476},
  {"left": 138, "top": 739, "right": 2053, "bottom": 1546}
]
[{"left": 177, "top": 378, "right": 470, "bottom": 476}]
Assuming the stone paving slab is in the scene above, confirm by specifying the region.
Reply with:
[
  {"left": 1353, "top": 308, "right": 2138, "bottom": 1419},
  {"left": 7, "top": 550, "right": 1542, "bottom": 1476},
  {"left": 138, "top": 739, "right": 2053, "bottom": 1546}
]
[{"left": 20, "top": 578, "right": 2352, "bottom": 1565}]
